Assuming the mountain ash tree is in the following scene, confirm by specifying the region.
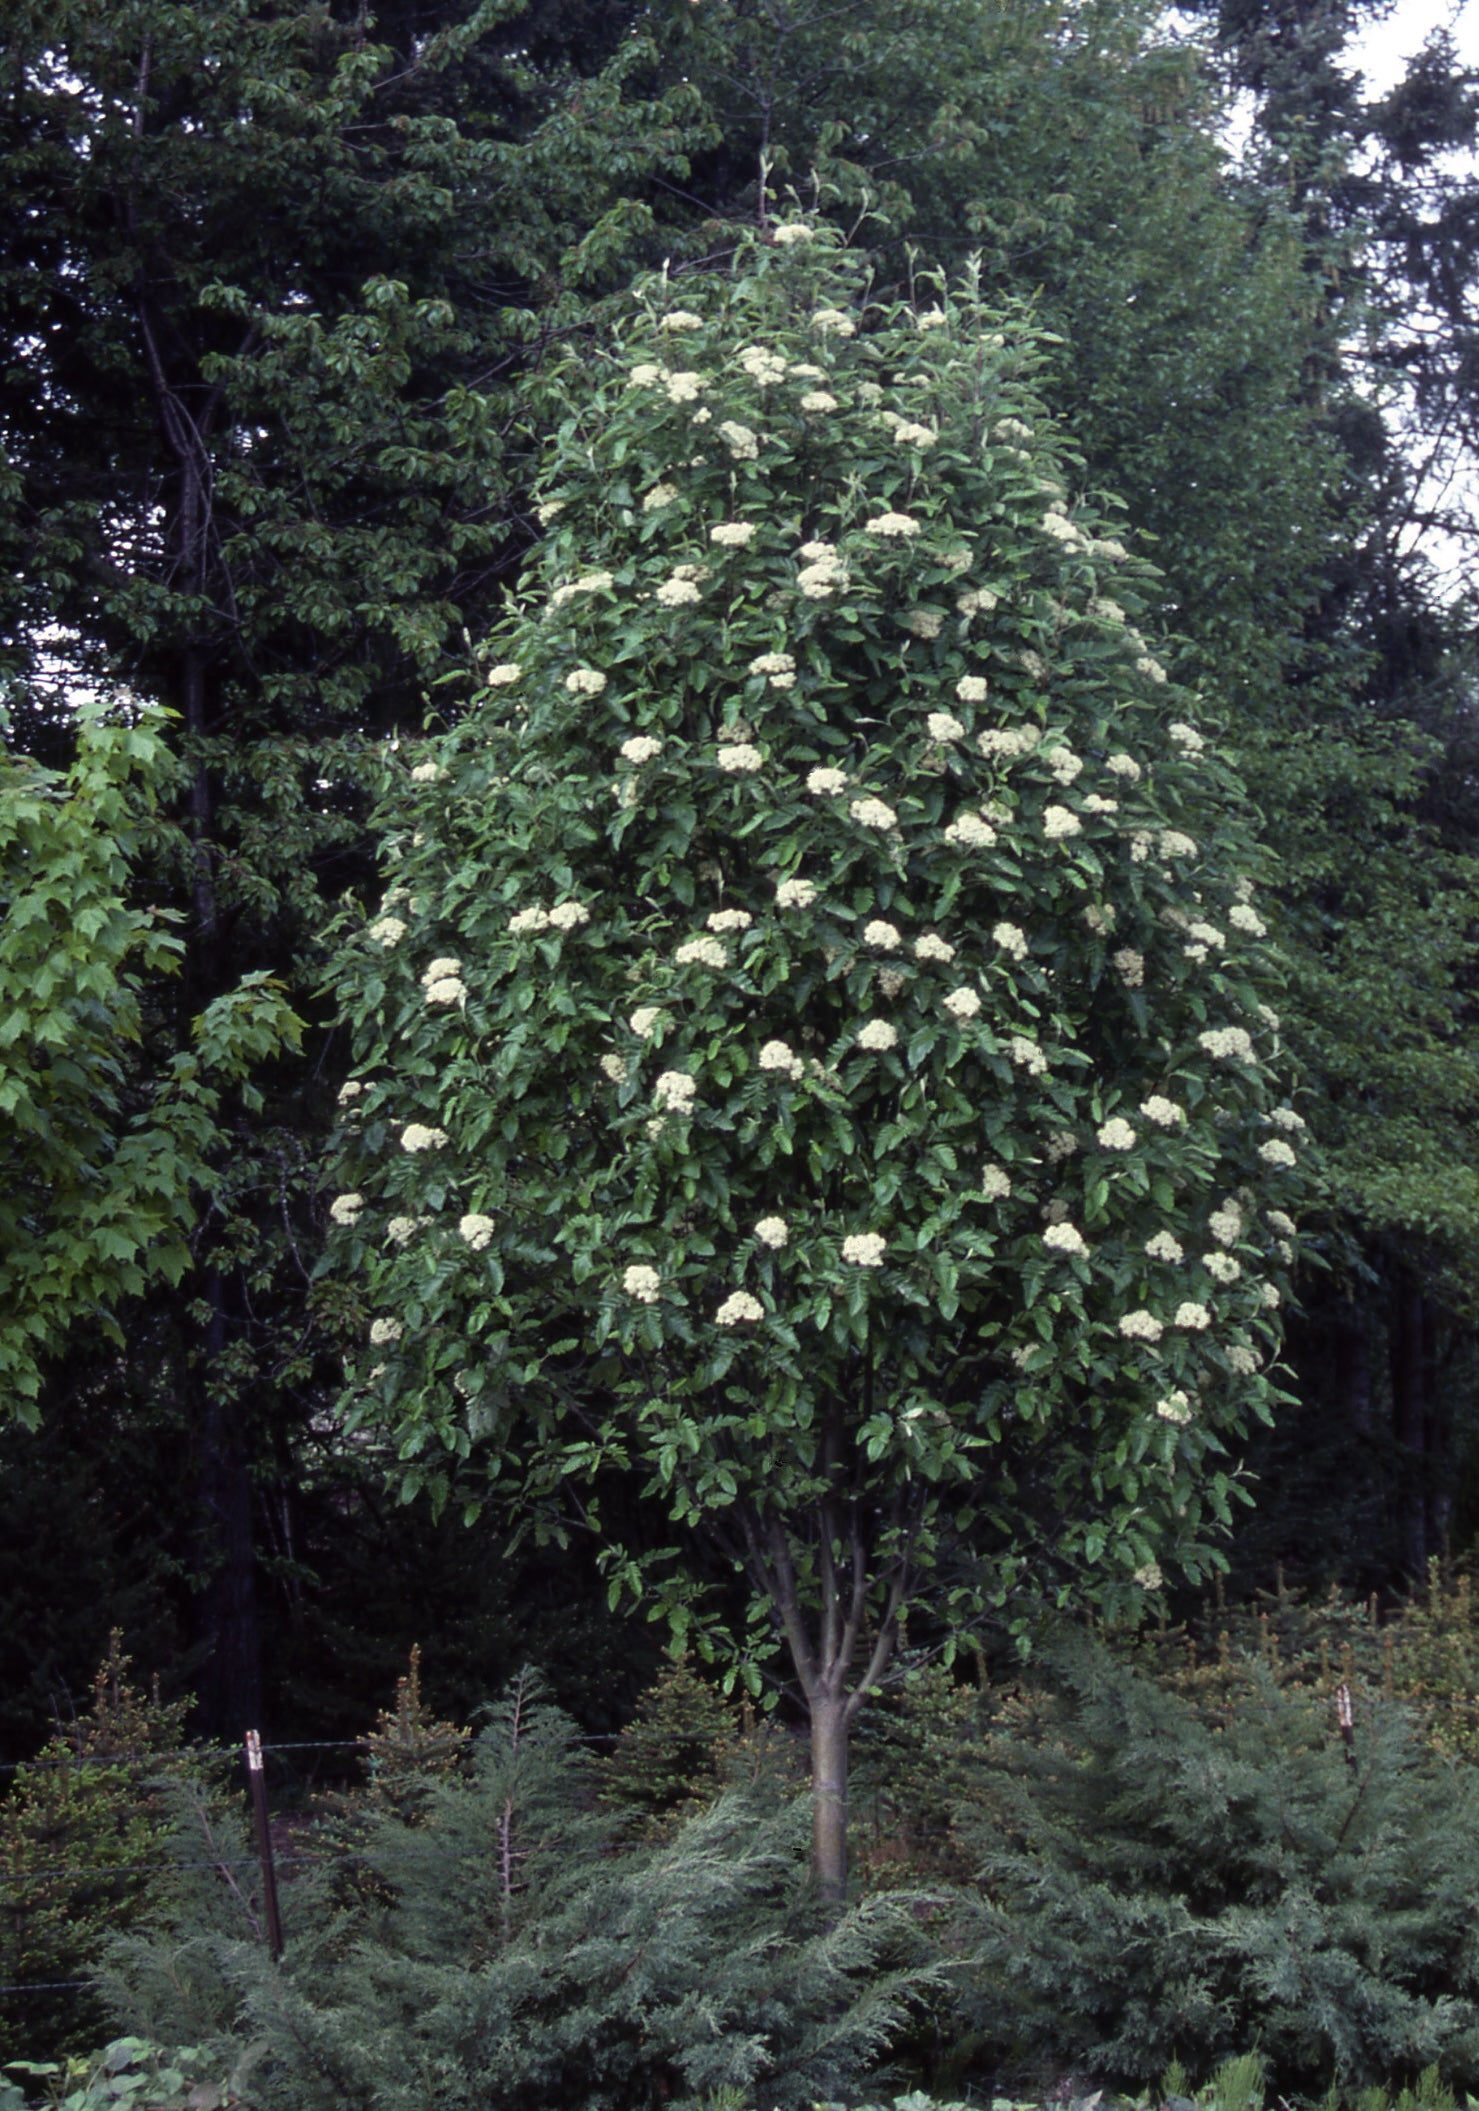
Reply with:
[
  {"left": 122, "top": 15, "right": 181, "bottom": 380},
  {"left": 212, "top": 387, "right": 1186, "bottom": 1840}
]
[{"left": 326, "top": 229, "right": 1306, "bottom": 1896}]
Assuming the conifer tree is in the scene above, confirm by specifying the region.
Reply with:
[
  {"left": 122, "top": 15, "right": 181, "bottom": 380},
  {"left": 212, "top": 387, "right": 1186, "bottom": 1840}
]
[{"left": 326, "top": 226, "right": 1305, "bottom": 1896}]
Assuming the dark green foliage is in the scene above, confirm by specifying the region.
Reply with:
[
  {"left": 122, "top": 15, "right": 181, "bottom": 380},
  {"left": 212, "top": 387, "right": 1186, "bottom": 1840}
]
[
  {"left": 595, "top": 1649, "right": 738, "bottom": 1839},
  {"left": 952, "top": 1634, "right": 1479, "bottom": 2097},
  {"left": 0, "top": 1638, "right": 206, "bottom": 2063},
  {"left": 102, "top": 1672, "right": 941, "bottom": 2110}
]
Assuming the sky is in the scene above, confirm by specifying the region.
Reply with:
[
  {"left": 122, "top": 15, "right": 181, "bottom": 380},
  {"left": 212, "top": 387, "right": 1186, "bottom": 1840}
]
[{"left": 1351, "top": 0, "right": 1475, "bottom": 94}]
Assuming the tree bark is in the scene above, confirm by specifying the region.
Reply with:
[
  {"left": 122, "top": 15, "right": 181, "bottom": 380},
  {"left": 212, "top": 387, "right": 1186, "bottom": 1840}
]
[{"left": 809, "top": 1689, "right": 849, "bottom": 1905}]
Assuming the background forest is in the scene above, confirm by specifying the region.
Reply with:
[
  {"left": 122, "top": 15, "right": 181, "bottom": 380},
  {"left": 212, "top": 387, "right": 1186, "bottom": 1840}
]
[{"left": 4, "top": 0, "right": 1479, "bottom": 2098}]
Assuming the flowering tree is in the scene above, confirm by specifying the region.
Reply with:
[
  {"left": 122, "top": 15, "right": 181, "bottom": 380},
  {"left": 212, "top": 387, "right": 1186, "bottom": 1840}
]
[{"left": 326, "top": 229, "right": 1304, "bottom": 1896}]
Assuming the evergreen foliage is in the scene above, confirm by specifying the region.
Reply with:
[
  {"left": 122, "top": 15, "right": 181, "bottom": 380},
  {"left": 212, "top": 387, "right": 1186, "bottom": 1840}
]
[
  {"left": 951, "top": 1634, "right": 1479, "bottom": 2097},
  {"left": 595, "top": 1649, "right": 738, "bottom": 1839},
  {"left": 0, "top": 1637, "right": 206, "bottom": 2061},
  {"left": 101, "top": 1673, "right": 941, "bottom": 2111}
]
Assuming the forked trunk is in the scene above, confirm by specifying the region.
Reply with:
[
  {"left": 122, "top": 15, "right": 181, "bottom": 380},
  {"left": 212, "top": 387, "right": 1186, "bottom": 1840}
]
[{"left": 810, "top": 1690, "right": 850, "bottom": 1903}]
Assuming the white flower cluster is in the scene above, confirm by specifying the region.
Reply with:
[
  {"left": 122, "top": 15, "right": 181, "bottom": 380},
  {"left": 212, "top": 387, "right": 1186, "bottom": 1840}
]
[
  {"left": 811, "top": 308, "right": 856, "bottom": 336},
  {"left": 330, "top": 1193, "right": 363, "bottom": 1226},
  {"left": 1043, "top": 805, "right": 1082, "bottom": 841},
  {"left": 850, "top": 796, "right": 897, "bottom": 830},
  {"left": 710, "top": 521, "right": 756, "bottom": 548},
  {"left": 738, "top": 345, "right": 788, "bottom": 383},
  {"left": 915, "top": 932, "right": 955, "bottom": 962},
  {"left": 1157, "top": 1392, "right": 1194, "bottom": 1425},
  {"left": 715, "top": 1290, "right": 764, "bottom": 1326},
  {"left": 549, "top": 570, "right": 614, "bottom": 610},
  {"left": 401, "top": 1123, "right": 448, "bottom": 1152},
  {"left": 1203, "top": 1252, "right": 1241, "bottom": 1284},
  {"left": 755, "top": 1216, "right": 789, "bottom": 1247},
  {"left": 718, "top": 743, "right": 764, "bottom": 774},
  {"left": 1118, "top": 1310, "right": 1164, "bottom": 1341},
  {"left": 1174, "top": 1302, "right": 1212, "bottom": 1330},
  {"left": 657, "top": 576, "right": 703, "bottom": 608},
  {"left": 1009, "top": 1036, "right": 1048, "bottom": 1075},
  {"left": 842, "top": 1232, "right": 887, "bottom": 1266},
  {"left": 1049, "top": 747, "right": 1084, "bottom": 785},
  {"left": 864, "top": 920, "right": 901, "bottom": 951},
  {"left": 642, "top": 484, "right": 678, "bottom": 511},
  {"left": 1267, "top": 1209, "right": 1297, "bottom": 1238},
  {"left": 337, "top": 1081, "right": 363, "bottom": 1104},
  {"left": 1259, "top": 1138, "right": 1298, "bottom": 1168},
  {"left": 906, "top": 608, "right": 945, "bottom": 638},
  {"left": 1230, "top": 904, "right": 1268, "bottom": 937},
  {"left": 1227, "top": 1345, "right": 1260, "bottom": 1376},
  {"left": 620, "top": 735, "right": 662, "bottom": 765},
  {"left": 629, "top": 1006, "right": 661, "bottom": 1038},
  {"left": 1134, "top": 1563, "right": 1164, "bottom": 1592},
  {"left": 1140, "top": 1095, "right": 1185, "bottom": 1128},
  {"left": 992, "top": 921, "right": 1028, "bottom": 961},
  {"left": 956, "top": 675, "right": 989, "bottom": 704},
  {"left": 1208, "top": 1202, "right": 1243, "bottom": 1246},
  {"left": 1198, "top": 1026, "right": 1255, "bottom": 1062},
  {"left": 797, "top": 551, "right": 848, "bottom": 599},
  {"left": 566, "top": 668, "right": 607, "bottom": 696},
  {"left": 864, "top": 511, "right": 920, "bottom": 538},
  {"left": 1097, "top": 1117, "right": 1136, "bottom": 1151},
  {"left": 370, "top": 1317, "right": 403, "bottom": 1346},
  {"left": 1269, "top": 1106, "right": 1306, "bottom": 1130},
  {"left": 623, "top": 1264, "right": 661, "bottom": 1303},
  {"left": 759, "top": 1039, "right": 804, "bottom": 1080},
  {"left": 410, "top": 761, "right": 447, "bottom": 783},
  {"left": 772, "top": 223, "right": 815, "bottom": 246},
  {"left": 369, "top": 916, "right": 407, "bottom": 948},
  {"left": 978, "top": 727, "right": 1037, "bottom": 758},
  {"left": 1044, "top": 1222, "right": 1089, "bottom": 1256},
  {"left": 1113, "top": 949, "right": 1145, "bottom": 988},
  {"left": 927, "top": 712, "right": 965, "bottom": 742},
  {"left": 1106, "top": 752, "right": 1141, "bottom": 781},
  {"left": 654, "top": 1071, "right": 697, "bottom": 1111},
  {"left": 807, "top": 766, "right": 848, "bottom": 796},
  {"left": 550, "top": 901, "right": 590, "bottom": 931},
  {"left": 600, "top": 1054, "right": 628, "bottom": 1083},
  {"left": 719, "top": 420, "right": 759, "bottom": 460},
  {"left": 676, "top": 935, "right": 727, "bottom": 968},
  {"left": 422, "top": 956, "right": 468, "bottom": 1007},
  {"left": 944, "top": 987, "right": 981, "bottom": 1021},
  {"left": 665, "top": 371, "right": 705, "bottom": 403},
  {"left": 857, "top": 1019, "right": 899, "bottom": 1051},
  {"left": 486, "top": 662, "right": 522, "bottom": 686},
  {"left": 981, "top": 1165, "right": 1012, "bottom": 1200},
  {"left": 660, "top": 310, "right": 703, "bottom": 332},
  {"left": 750, "top": 650, "right": 795, "bottom": 686},
  {"left": 459, "top": 1213, "right": 495, "bottom": 1251},
  {"left": 707, "top": 908, "right": 751, "bottom": 933},
  {"left": 944, "top": 812, "right": 996, "bottom": 848},
  {"left": 776, "top": 876, "right": 817, "bottom": 908},
  {"left": 1160, "top": 829, "right": 1198, "bottom": 859},
  {"left": 800, "top": 390, "right": 839, "bottom": 413},
  {"left": 1169, "top": 722, "right": 1206, "bottom": 753},
  {"left": 386, "top": 1216, "right": 421, "bottom": 1246},
  {"left": 1145, "top": 1230, "right": 1184, "bottom": 1262}
]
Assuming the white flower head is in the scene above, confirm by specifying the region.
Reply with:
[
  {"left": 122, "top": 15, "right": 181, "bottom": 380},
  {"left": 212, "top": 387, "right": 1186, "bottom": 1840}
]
[
  {"left": 981, "top": 1165, "right": 1013, "bottom": 1200},
  {"left": 906, "top": 608, "right": 945, "bottom": 639},
  {"left": 1049, "top": 747, "right": 1084, "bottom": 785},
  {"left": 1114, "top": 949, "right": 1145, "bottom": 988},
  {"left": 1169, "top": 721, "right": 1207, "bottom": 753},
  {"left": 654, "top": 1070, "right": 697, "bottom": 1110},
  {"left": 337, "top": 1080, "right": 364, "bottom": 1104},
  {"left": 1198, "top": 1026, "right": 1255, "bottom": 1062},
  {"left": 548, "top": 901, "right": 590, "bottom": 930},
  {"left": 811, "top": 308, "right": 856, "bottom": 336},
  {"left": 600, "top": 1054, "right": 628, "bottom": 1084},
  {"left": 1173, "top": 1302, "right": 1212, "bottom": 1330},
  {"left": 369, "top": 916, "right": 407, "bottom": 948},
  {"left": 508, "top": 906, "right": 551, "bottom": 934},
  {"left": 800, "top": 390, "right": 839, "bottom": 413},
  {"left": 401, "top": 1123, "right": 448, "bottom": 1153},
  {"left": 1134, "top": 1562, "right": 1165, "bottom": 1592},
  {"left": 776, "top": 876, "right": 817, "bottom": 908},
  {"left": 410, "top": 760, "right": 447, "bottom": 783},
  {"left": 656, "top": 576, "right": 703, "bottom": 607},
  {"left": 1267, "top": 1210, "right": 1298, "bottom": 1238},
  {"left": 749, "top": 650, "right": 795, "bottom": 681},
  {"left": 758, "top": 1039, "right": 804, "bottom": 1079},
  {"left": 1119, "top": 1309, "right": 1165, "bottom": 1341},
  {"left": 771, "top": 223, "right": 815, "bottom": 246},
  {"left": 710, "top": 522, "right": 756, "bottom": 548},
  {"left": 486, "top": 662, "right": 522, "bottom": 687},
  {"left": 755, "top": 1215, "right": 790, "bottom": 1246},
  {"left": 423, "top": 974, "right": 467, "bottom": 1008},
  {"left": 620, "top": 735, "right": 662, "bottom": 765},
  {"left": 718, "top": 742, "right": 764, "bottom": 775},
  {"left": 719, "top": 420, "right": 759, "bottom": 460},
  {"left": 851, "top": 796, "right": 898, "bottom": 831},
  {"left": 979, "top": 726, "right": 1038, "bottom": 759},
  {"left": 330, "top": 1193, "right": 364, "bottom": 1226},
  {"left": 675, "top": 935, "right": 727, "bottom": 968},
  {"left": 1043, "top": 805, "right": 1082, "bottom": 840},
  {"left": 864, "top": 920, "right": 902, "bottom": 951},
  {"left": 1144, "top": 1231, "right": 1183, "bottom": 1262},
  {"left": 1009, "top": 1035, "right": 1048, "bottom": 1075},
  {"left": 370, "top": 1317, "right": 403, "bottom": 1346},
  {"left": 1227, "top": 1344, "right": 1260, "bottom": 1376},
  {"left": 864, "top": 511, "right": 920, "bottom": 538},
  {"left": 707, "top": 908, "right": 752, "bottom": 933},
  {"left": 1208, "top": 1203, "right": 1243, "bottom": 1247},
  {"left": 1140, "top": 1096, "right": 1185, "bottom": 1128},
  {"left": 1230, "top": 904, "right": 1268, "bottom": 937},
  {"left": 992, "top": 921, "right": 1028, "bottom": 961},
  {"left": 1097, "top": 1117, "right": 1137, "bottom": 1152},
  {"left": 660, "top": 309, "right": 704, "bottom": 332},
  {"left": 915, "top": 932, "right": 955, "bottom": 963},
  {"left": 956, "top": 675, "right": 989, "bottom": 704},
  {"left": 806, "top": 764, "right": 847, "bottom": 795},
  {"left": 1157, "top": 1391, "right": 1194, "bottom": 1425},
  {"left": 1161, "top": 829, "right": 1198, "bottom": 860},
  {"left": 798, "top": 558, "right": 848, "bottom": 599},
  {"left": 715, "top": 1290, "right": 764, "bottom": 1326},
  {"left": 1269, "top": 1106, "right": 1306, "bottom": 1131},
  {"left": 944, "top": 812, "right": 997, "bottom": 848},
  {"left": 1203, "top": 1252, "right": 1242, "bottom": 1283},
  {"left": 1259, "top": 1138, "right": 1298, "bottom": 1168},
  {"left": 1137, "top": 655, "right": 1169, "bottom": 684},
  {"left": 944, "top": 987, "right": 982, "bottom": 1021},
  {"left": 842, "top": 1231, "right": 887, "bottom": 1266},
  {"left": 565, "top": 668, "right": 607, "bottom": 697},
  {"left": 629, "top": 1006, "right": 662, "bottom": 1039},
  {"left": 642, "top": 483, "right": 679, "bottom": 511},
  {"left": 1106, "top": 752, "right": 1142, "bottom": 781},
  {"left": 857, "top": 1019, "right": 899, "bottom": 1052},
  {"left": 623, "top": 1263, "right": 661, "bottom": 1303},
  {"left": 737, "top": 345, "right": 789, "bottom": 385},
  {"left": 927, "top": 712, "right": 965, "bottom": 743},
  {"left": 459, "top": 1212, "right": 496, "bottom": 1251},
  {"left": 1043, "top": 1222, "right": 1089, "bottom": 1256},
  {"left": 386, "top": 1216, "right": 420, "bottom": 1246}
]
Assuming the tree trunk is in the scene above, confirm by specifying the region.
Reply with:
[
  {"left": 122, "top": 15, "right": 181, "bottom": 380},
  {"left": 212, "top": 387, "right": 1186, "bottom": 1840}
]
[
  {"left": 1390, "top": 1277, "right": 1430, "bottom": 1581},
  {"left": 809, "top": 1689, "right": 849, "bottom": 1905},
  {"left": 193, "top": 1271, "right": 263, "bottom": 1738}
]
